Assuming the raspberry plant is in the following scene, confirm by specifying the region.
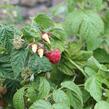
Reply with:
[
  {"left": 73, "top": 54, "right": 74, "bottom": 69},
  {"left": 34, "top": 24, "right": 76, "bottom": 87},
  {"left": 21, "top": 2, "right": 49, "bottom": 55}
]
[{"left": 1, "top": 0, "right": 109, "bottom": 109}]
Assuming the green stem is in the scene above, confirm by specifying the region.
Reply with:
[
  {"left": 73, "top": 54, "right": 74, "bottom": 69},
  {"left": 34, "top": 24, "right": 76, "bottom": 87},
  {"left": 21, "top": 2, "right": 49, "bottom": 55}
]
[
  {"left": 72, "top": 74, "right": 77, "bottom": 81},
  {"left": 78, "top": 84, "right": 84, "bottom": 87},
  {"left": 44, "top": 93, "right": 52, "bottom": 100},
  {"left": 68, "top": 58, "right": 87, "bottom": 77}
]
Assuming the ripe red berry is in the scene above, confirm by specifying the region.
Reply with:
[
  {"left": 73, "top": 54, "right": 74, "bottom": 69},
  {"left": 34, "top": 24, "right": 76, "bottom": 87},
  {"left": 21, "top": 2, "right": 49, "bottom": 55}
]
[{"left": 45, "top": 49, "right": 61, "bottom": 64}]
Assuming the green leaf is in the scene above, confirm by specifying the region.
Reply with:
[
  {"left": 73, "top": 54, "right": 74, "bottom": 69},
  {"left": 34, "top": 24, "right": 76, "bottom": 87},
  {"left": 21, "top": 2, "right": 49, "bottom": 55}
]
[
  {"left": 66, "top": 0, "right": 76, "bottom": 12},
  {"left": 64, "top": 10, "right": 104, "bottom": 41},
  {"left": 0, "top": 55, "right": 13, "bottom": 79},
  {"left": 58, "top": 41, "right": 83, "bottom": 76},
  {"left": 26, "top": 86, "right": 38, "bottom": 103},
  {"left": 58, "top": 41, "right": 92, "bottom": 76},
  {"left": 28, "top": 54, "right": 52, "bottom": 73},
  {"left": 94, "top": 101, "right": 109, "bottom": 109},
  {"left": 84, "top": 106, "right": 93, "bottom": 109},
  {"left": 61, "top": 81, "right": 82, "bottom": 101},
  {"left": 85, "top": 76, "right": 102, "bottom": 101},
  {"left": 61, "top": 81, "right": 83, "bottom": 108},
  {"left": 64, "top": 10, "right": 83, "bottom": 36},
  {"left": 58, "top": 57, "right": 75, "bottom": 76},
  {"left": 38, "top": 77, "right": 50, "bottom": 99},
  {"left": 22, "top": 25, "right": 41, "bottom": 40},
  {"left": 104, "top": 9, "right": 109, "bottom": 37},
  {"left": 85, "top": 0, "right": 103, "bottom": 10},
  {"left": 29, "top": 100, "right": 52, "bottom": 109},
  {"left": 50, "top": 28, "right": 66, "bottom": 52},
  {"left": 66, "top": 90, "right": 83, "bottom": 109},
  {"left": 11, "top": 48, "right": 28, "bottom": 78},
  {"left": 64, "top": 10, "right": 104, "bottom": 37},
  {"left": 75, "top": 50, "right": 93, "bottom": 62},
  {"left": 94, "top": 48, "right": 109, "bottom": 64},
  {"left": 61, "top": 81, "right": 82, "bottom": 100},
  {"left": 0, "top": 46, "right": 6, "bottom": 54},
  {"left": 85, "top": 67, "right": 96, "bottom": 77},
  {"left": 53, "top": 89, "right": 70, "bottom": 106},
  {"left": 86, "top": 56, "right": 101, "bottom": 71},
  {"left": 34, "top": 14, "right": 54, "bottom": 29},
  {"left": 81, "top": 88, "right": 90, "bottom": 104},
  {"left": 79, "top": 11, "right": 104, "bottom": 39},
  {"left": 0, "top": 24, "right": 15, "bottom": 52},
  {"left": 53, "top": 103, "right": 70, "bottom": 109},
  {"left": 86, "top": 37, "right": 103, "bottom": 50},
  {"left": 13, "top": 87, "right": 25, "bottom": 109}
]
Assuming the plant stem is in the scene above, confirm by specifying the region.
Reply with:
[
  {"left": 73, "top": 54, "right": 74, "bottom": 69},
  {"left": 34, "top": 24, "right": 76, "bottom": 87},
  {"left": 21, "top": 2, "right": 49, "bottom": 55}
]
[{"left": 68, "top": 58, "right": 87, "bottom": 77}]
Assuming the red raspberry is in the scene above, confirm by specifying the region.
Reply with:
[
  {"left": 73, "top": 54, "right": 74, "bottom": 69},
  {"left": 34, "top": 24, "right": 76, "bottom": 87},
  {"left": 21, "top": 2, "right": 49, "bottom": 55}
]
[{"left": 45, "top": 49, "right": 61, "bottom": 64}]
